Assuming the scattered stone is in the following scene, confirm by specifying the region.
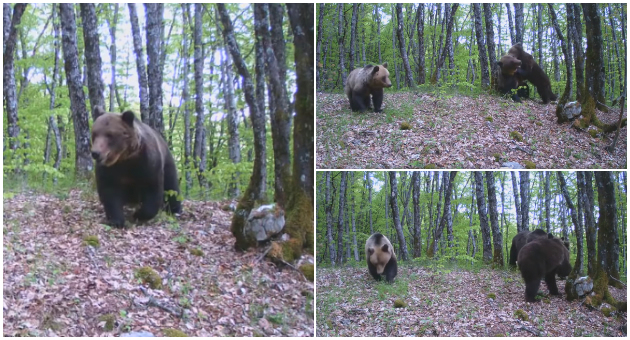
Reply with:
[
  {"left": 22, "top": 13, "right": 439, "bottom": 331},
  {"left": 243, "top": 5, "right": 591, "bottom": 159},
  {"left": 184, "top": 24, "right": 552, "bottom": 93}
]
[
  {"left": 574, "top": 276, "right": 594, "bottom": 297},
  {"left": 120, "top": 331, "right": 154, "bottom": 337},
  {"left": 560, "top": 101, "right": 582, "bottom": 120},
  {"left": 245, "top": 204, "right": 285, "bottom": 241},
  {"left": 501, "top": 162, "right": 525, "bottom": 169}
]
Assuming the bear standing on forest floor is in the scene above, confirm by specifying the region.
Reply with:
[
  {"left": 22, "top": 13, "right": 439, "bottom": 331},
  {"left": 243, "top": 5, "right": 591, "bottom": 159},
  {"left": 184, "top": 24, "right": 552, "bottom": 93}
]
[
  {"left": 496, "top": 54, "right": 530, "bottom": 103},
  {"left": 517, "top": 233, "right": 572, "bottom": 302},
  {"left": 508, "top": 229, "right": 548, "bottom": 267},
  {"left": 507, "top": 43, "right": 557, "bottom": 104},
  {"left": 345, "top": 63, "right": 392, "bottom": 113},
  {"left": 91, "top": 106, "right": 181, "bottom": 227}
]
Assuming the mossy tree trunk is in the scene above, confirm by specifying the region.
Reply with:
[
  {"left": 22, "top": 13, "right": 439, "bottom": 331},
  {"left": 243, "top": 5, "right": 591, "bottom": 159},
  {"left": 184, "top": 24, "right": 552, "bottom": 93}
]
[
  {"left": 389, "top": 172, "right": 409, "bottom": 261},
  {"left": 486, "top": 172, "right": 504, "bottom": 268},
  {"left": 594, "top": 172, "right": 622, "bottom": 289},
  {"left": 474, "top": 172, "right": 492, "bottom": 264}
]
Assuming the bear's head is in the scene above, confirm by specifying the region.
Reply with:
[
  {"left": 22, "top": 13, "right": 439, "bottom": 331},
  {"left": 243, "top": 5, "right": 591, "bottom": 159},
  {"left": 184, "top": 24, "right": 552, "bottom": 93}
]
[
  {"left": 497, "top": 55, "right": 522, "bottom": 76},
  {"left": 370, "top": 62, "right": 392, "bottom": 89},
  {"left": 91, "top": 106, "right": 141, "bottom": 167}
]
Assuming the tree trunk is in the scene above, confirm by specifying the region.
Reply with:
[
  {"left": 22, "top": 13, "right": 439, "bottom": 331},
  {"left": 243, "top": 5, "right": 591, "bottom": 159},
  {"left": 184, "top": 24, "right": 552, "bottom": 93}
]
[
  {"left": 367, "top": 171, "right": 373, "bottom": 234},
  {"left": 519, "top": 172, "right": 529, "bottom": 231},
  {"left": 286, "top": 3, "right": 314, "bottom": 254},
  {"left": 473, "top": 4, "right": 489, "bottom": 89},
  {"left": 396, "top": 3, "right": 415, "bottom": 87},
  {"left": 412, "top": 171, "right": 422, "bottom": 258},
  {"left": 549, "top": 4, "right": 573, "bottom": 121},
  {"left": 579, "top": 172, "right": 597, "bottom": 276},
  {"left": 218, "top": 3, "right": 266, "bottom": 250},
  {"left": 144, "top": 4, "right": 165, "bottom": 134},
  {"left": 44, "top": 5, "right": 62, "bottom": 184},
  {"left": 486, "top": 172, "right": 503, "bottom": 267},
  {"left": 180, "top": 4, "right": 192, "bottom": 195},
  {"left": 483, "top": 4, "right": 498, "bottom": 91},
  {"left": 569, "top": 4, "right": 585, "bottom": 103},
  {"left": 416, "top": 4, "right": 425, "bottom": 85},
  {"left": 430, "top": 172, "right": 457, "bottom": 258},
  {"left": 506, "top": 3, "right": 515, "bottom": 45},
  {"left": 191, "top": 3, "right": 207, "bottom": 191},
  {"left": 558, "top": 172, "right": 584, "bottom": 276},
  {"left": 582, "top": 4, "right": 607, "bottom": 112},
  {"left": 3, "top": 3, "right": 26, "bottom": 154},
  {"left": 336, "top": 172, "right": 347, "bottom": 264},
  {"left": 510, "top": 172, "right": 522, "bottom": 232},
  {"left": 316, "top": 3, "right": 325, "bottom": 91},
  {"left": 325, "top": 172, "right": 335, "bottom": 265},
  {"left": 79, "top": 4, "right": 105, "bottom": 118},
  {"left": 514, "top": 3, "right": 524, "bottom": 44},
  {"left": 349, "top": 4, "right": 358, "bottom": 71},
  {"left": 474, "top": 172, "right": 492, "bottom": 263},
  {"left": 106, "top": 4, "right": 119, "bottom": 111},
  {"left": 536, "top": 3, "right": 543, "bottom": 67},
  {"left": 544, "top": 171, "right": 551, "bottom": 232},
  {"left": 60, "top": 4, "right": 92, "bottom": 179},
  {"left": 594, "top": 172, "right": 621, "bottom": 288},
  {"left": 389, "top": 172, "right": 409, "bottom": 261},
  {"left": 128, "top": 4, "right": 150, "bottom": 121},
  {"left": 337, "top": 4, "right": 346, "bottom": 86}
]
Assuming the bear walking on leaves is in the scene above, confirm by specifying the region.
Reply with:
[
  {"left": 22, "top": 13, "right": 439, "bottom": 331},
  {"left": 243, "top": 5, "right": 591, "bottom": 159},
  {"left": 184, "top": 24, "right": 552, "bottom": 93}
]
[
  {"left": 345, "top": 63, "right": 392, "bottom": 113},
  {"left": 365, "top": 233, "right": 398, "bottom": 283},
  {"left": 91, "top": 106, "right": 181, "bottom": 227}
]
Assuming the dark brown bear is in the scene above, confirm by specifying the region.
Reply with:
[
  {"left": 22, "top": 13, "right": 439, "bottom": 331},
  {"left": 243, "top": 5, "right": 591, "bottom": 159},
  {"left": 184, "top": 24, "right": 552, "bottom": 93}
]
[
  {"left": 517, "top": 233, "right": 572, "bottom": 302},
  {"left": 496, "top": 54, "right": 529, "bottom": 103},
  {"left": 508, "top": 229, "right": 548, "bottom": 267},
  {"left": 91, "top": 106, "right": 181, "bottom": 227},
  {"left": 507, "top": 43, "right": 557, "bottom": 104},
  {"left": 345, "top": 63, "right": 392, "bottom": 113}
]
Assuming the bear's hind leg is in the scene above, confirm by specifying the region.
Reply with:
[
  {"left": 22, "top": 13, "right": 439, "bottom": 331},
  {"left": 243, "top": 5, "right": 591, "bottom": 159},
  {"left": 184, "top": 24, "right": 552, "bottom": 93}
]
[
  {"left": 545, "top": 273, "right": 560, "bottom": 295},
  {"left": 371, "top": 88, "right": 384, "bottom": 112},
  {"left": 134, "top": 176, "right": 164, "bottom": 222},
  {"left": 524, "top": 279, "right": 541, "bottom": 302}
]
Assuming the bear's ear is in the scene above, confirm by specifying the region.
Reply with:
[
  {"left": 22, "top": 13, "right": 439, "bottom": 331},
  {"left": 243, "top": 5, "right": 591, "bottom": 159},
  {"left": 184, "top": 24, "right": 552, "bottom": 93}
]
[
  {"left": 371, "top": 66, "right": 380, "bottom": 75},
  {"left": 382, "top": 62, "right": 388, "bottom": 69},
  {"left": 93, "top": 106, "right": 105, "bottom": 119},
  {"left": 121, "top": 111, "right": 136, "bottom": 127},
  {"left": 381, "top": 244, "right": 389, "bottom": 253}
]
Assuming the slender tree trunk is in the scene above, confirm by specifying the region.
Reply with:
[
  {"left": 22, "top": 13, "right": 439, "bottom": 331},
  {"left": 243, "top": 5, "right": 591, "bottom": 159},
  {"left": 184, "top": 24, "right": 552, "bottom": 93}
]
[
  {"left": 506, "top": 3, "right": 515, "bottom": 45},
  {"left": 514, "top": 3, "right": 524, "bottom": 44},
  {"left": 349, "top": 4, "right": 358, "bottom": 71},
  {"left": 475, "top": 172, "right": 492, "bottom": 264},
  {"left": 350, "top": 172, "right": 359, "bottom": 261},
  {"left": 511, "top": 172, "right": 522, "bottom": 232},
  {"left": 544, "top": 171, "right": 551, "bottom": 232},
  {"left": 316, "top": 3, "right": 325, "bottom": 91},
  {"left": 430, "top": 172, "right": 457, "bottom": 258},
  {"left": 483, "top": 4, "right": 498, "bottom": 90},
  {"left": 594, "top": 172, "right": 621, "bottom": 288},
  {"left": 582, "top": 4, "right": 607, "bottom": 112},
  {"left": 579, "top": 172, "right": 597, "bottom": 276},
  {"left": 486, "top": 172, "right": 503, "bottom": 267},
  {"left": 106, "top": 4, "right": 119, "bottom": 112},
  {"left": 416, "top": 4, "right": 425, "bottom": 85},
  {"left": 412, "top": 171, "right": 422, "bottom": 258},
  {"left": 473, "top": 4, "right": 489, "bottom": 89},
  {"left": 3, "top": 3, "right": 26, "bottom": 154},
  {"left": 223, "top": 15, "right": 241, "bottom": 198},
  {"left": 549, "top": 4, "right": 573, "bottom": 117},
  {"left": 45, "top": 6, "right": 62, "bottom": 184},
  {"left": 336, "top": 172, "right": 347, "bottom": 264},
  {"left": 144, "top": 4, "right": 165, "bottom": 134},
  {"left": 128, "top": 4, "right": 150, "bottom": 121},
  {"left": 181, "top": 5, "right": 192, "bottom": 195},
  {"left": 396, "top": 3, "right": 415, "bottom": 87},
  {"left": 389, "top": 172, "right": 409, "bottom": 261},
  {"left": 536, "top": 3, "right": 543, "bottom": 67},
  {"left": 519, "top": 172, "right": 529, "bottom": 231},
  {"left": 337, "top": 4, "right": 346, "bottom": 86},
  {"left": 79, "top": 4, "right": 105, "bottom": 118},
  {"left": 325, "top": 172, "right": 335, "bottom": 265},
  {"left": 571, "top": 4, "right": 585, "bottom": 102},
  {"left": 558, "top": 172, "right": 584, "bottom": 276}
]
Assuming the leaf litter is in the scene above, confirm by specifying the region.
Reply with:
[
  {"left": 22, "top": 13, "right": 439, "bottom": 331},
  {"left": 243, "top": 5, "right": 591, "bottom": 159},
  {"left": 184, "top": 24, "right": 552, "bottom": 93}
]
[
  {"left": 316, "top": 266, "right": 626, "bottom": 337},
  {"left": 3, "top": 190, "right": 313, "bottom": 336},
  {"left": 316, "top": 92, "right": 626, "bottom": 169}
]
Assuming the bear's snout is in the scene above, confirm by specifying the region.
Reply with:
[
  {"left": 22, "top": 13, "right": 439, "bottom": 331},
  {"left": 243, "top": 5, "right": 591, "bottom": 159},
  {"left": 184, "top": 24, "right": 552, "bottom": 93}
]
[{"left": 91, "top": 151, "right": 101, "bottom": 161}]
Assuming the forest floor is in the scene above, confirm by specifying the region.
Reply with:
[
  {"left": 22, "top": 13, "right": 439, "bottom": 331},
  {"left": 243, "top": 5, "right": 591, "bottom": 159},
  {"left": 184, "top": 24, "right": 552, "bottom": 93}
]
[
  {"left": 316, "top": 91, "right": 627, "bottom": 169},
  {"left": 316, "top": 264, "right": 627, "bottom": 337},
  {"left": 3, "top": 190, "right": 314, "bottom": 337}
]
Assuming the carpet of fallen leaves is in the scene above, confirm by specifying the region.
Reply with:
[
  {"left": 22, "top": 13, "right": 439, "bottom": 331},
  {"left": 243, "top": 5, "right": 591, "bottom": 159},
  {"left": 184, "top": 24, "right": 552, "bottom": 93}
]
[
  {"left": 3, "top": 190, "right": 313, "bottom": 337},
  {"left": 316, "top": 265, "right": 626, "bottom": 337},
  {"left": 316, "top": 92, "right": 627, "bottom": 169}
]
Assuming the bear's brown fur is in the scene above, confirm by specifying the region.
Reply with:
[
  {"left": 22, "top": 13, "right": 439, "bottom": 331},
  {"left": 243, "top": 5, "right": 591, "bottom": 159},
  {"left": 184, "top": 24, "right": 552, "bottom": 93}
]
[
  {"left": 507, "top": 43, "right": 557, "bottom": 104},
  {"left": 91, "top": 106, "right": 181, "bottom": 227},
  {"left": 345, "top": 63, "right": 392, "bottom": 112},
  {"left": 509, "top": 229, "right": 548, "bottom": 267},
  {"left": 517, "top": 233, "right": 572, "bottom": 302},
  {"left": 496, "top": 55, "right": 529, "bottom": 102}
]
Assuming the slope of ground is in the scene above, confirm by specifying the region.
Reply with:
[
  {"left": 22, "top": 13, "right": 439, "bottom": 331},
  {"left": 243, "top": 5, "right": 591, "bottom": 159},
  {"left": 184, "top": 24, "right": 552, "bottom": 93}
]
[
  {"left": 316, "top": 265, "right": 626, "bottom": 337},
  {"left": 316, "top": 92, "right": 627, "bottom": 169},
  {"left": 3, "top": 190, "right": 313, "bottom": 337}
]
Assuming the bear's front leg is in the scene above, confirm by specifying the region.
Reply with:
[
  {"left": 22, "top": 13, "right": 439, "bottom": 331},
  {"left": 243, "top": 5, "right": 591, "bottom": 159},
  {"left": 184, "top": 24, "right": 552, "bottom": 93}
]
[
  {"left": 350, "top": 90, "right": 368, "bottom": 112},
  {"left": 134, "top": 181, "right": 164, "bottom": 222},
  {"left": 371, "top": 88, "right": 384, "bottom": 112},
  {"left": 367, "top": 262, "right": 381, "bottom": 281},
  {"left": 98, "top": 185, "right": 126, "bottom": 228}
]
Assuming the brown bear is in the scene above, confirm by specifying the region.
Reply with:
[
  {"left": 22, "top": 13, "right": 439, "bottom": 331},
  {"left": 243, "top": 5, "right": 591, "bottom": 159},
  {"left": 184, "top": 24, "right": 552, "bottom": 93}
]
[
  {"left": 345, "top": 63, "right": 392, "bottom": 113},
  {"left": 507, "top": 43, "right": 557, "bottom": 104},
  {"left": 517, "top": 233, "right": 572, "bottom": 302},
  {"left": 365, "top": 233, "right": 397, "bottom": 282},
  {"left": 508, "top": 229, "right": 548, "bottom": 267},
  {"left": 496, "top": 54, "right": 530, "bottom": 103},
  {"left": 91, "top": 106, "right": 181, "bottom": 227}
]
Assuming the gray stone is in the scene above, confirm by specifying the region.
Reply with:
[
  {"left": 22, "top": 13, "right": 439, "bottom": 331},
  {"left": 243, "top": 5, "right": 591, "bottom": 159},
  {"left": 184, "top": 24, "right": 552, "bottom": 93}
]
[
  {"left": 561, "top": 101, "right": 582, "bottom": 120},
  {"left": 501, "top": 162, "right": 525, "bottom": 169},
  {"left": 574, "top": 276, "right": 594, "bottom": 297},
  {"left": 120, "top": 331, "right": 154, "bottom": 337},
  {"left": 245, "top": 204, "right": 285, "bottom": 241}
]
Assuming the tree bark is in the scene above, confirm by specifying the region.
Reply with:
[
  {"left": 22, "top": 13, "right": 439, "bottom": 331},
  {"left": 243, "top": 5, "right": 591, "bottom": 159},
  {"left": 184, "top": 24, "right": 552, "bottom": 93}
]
[
  {"left": 3, "top": 3, "right": 26, "bottom": 153},
  {"left": 582, "top": 4, "right": 607, "bottom": 112},
  {"left": 549, "top": 4, "right": 573, "bottom": 120},
  {"left": 192, "top": 3, "right": 207, "bottom": 190},
  {"left": 337, "top": 4, "right": 346, "bottom": 86},
  {"left": 144, "top": 4, "right": 165, "bottom": 134},
  {"left": 506, "top": 3, "right": 515, "bottom": 45},
  {"left": 514, "top": 3, "right": 524, "bottom": 44},
  {"left": 570, "top": 4, "right": 585, "bottom": 102},
  {"left": 416, "top": 4, "right": 425, "bottom": 85},
  {"left": 325, "top": 172, "right": 335, "bottom": 265},
  {"left": 486, "top": 172, "right": 503, "bottom": 267},
  {"left": 558, "top": 172, "right": 584, "bottom": 276},
  {"left": 316, "top": 3, "right": 325, "bottom": 91},
  {"left": 412, "top": 171, "right": 422, "bottom": 258},
  {"left": 349, "top": 4, "right": 358, "bottom": 71},
  {"left": 510, "top": 172, "right": 522, "bottom": 232},
  {"left": 431, "top": 172, "right": 457, "bottom": 258},
  {"left": 128, "top": 4, "right": 150, "bottom": 121},
  {"left": 389, "top": 172, "right": 409, "bottom": 261},
  {"left": 106, "top": 4, "right": 119, "bottom": 111},
  {"left": 336, "top": 172, "right": 347, "bottom": 263},
  {"left": 396, "top": 3, "right": 415, "bottom": 87},
  {"left": 473, "top": 4, "right": 489, "bottom": 89},
  {"left": 519, "top": 172, "right": 529, "bottom": 231},
  {"left": 474, "top": 172, "right": 492, "bottom": 263},
  {"left": 594, "top": 172, "right": 621, "bottom": 287},
  {"left": 79, "top": 4, "right": 105, "bottom": 119},
  {"left": 483, "top": 4, "right": 498, "bottom": 90}
]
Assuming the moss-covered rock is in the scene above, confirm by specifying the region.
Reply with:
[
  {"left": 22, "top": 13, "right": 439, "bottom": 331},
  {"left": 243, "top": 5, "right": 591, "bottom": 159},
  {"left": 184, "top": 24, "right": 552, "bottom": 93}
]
[
  {"left": 136, "top": 266, "right": 162, "bottom": 290},
  {"left": 189, "top": 248, "right": 204, "bottom": 257},
  {"left": 485, "top": 116, "right": 494, "bottom": 122},
  {"left": 163, "top": 329, "right": 188, "bottom": 337},
  {"left": 98, "top": 314, "right": 116, "bottom": 331},
  {"left": 424, "top": 164, "right": 437, "bottom": 169},
  {"left": 400, "top": 122, "right": 411, "bottom": 130},
  {"left": 514, "top": 309, "right": 529, "bottom": 321},
  {"left": 509, "top": 131, "right": 523, "bottom": 142},
  {"left": 83, "top": 235, "right": 100, "bottom": 248},
  {"left": 487, "top": 293, "right": 496, "bottom": 299},
  {"left": 524, "top": 160, "right": 536, "bottom": 169},
  {"left": 299, "top": 264, "right": 314, "bottom": 282},
  {"left": 394, "top": 299, "right": 407, "bottom": 308},
  {"left": 492, "top": 153, "right": 501, "bottom": 162}
]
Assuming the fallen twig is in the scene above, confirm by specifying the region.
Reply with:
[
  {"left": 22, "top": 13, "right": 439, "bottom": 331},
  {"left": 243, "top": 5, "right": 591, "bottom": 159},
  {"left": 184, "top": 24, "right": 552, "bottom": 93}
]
[
  {"left": 137, "top": 286, "right": 183, "bottom": 318},
  {"left": 255, "top": 245, "right": 273, "bottom": 263},
  {"left": 515, "top": 325, "right": 541, "bottom": 336},
  {"left": 85, "top": 246, "right": 100, "bottom": 271}
]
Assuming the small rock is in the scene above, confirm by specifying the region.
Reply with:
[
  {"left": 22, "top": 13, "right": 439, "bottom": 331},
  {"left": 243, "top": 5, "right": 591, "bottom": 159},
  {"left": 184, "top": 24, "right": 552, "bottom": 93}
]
[
  {"left": 561, "top": 101, "right": 582, "bottom": 120},
  {"left": 244, "top": 204, "right": 285, "bottom": 241},
  {"left": 501, "top": 162, "right": 525, "bottom": 169},
  {"left": 574, "top": 276, "right": 594, "bottom": 297},
  {"left": 120, "top": 331, "right": 154, "bottom": 337}
]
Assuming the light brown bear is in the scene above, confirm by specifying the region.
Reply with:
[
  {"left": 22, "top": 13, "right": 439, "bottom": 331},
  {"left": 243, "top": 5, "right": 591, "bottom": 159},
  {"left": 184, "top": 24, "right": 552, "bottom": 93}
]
[
  {"left": 345, "top": 63, "right": 392, "bottom": 112},
  {"left": 91, "top": 106, "right": 181, "bottom": 227}
]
